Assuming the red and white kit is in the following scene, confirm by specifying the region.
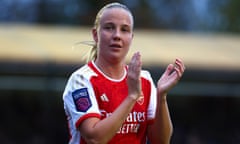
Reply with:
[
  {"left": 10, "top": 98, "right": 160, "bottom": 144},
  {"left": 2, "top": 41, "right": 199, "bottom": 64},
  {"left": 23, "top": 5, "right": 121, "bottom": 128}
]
[{"left": 63, "top": 61, "right": 157, "bottom": 144}]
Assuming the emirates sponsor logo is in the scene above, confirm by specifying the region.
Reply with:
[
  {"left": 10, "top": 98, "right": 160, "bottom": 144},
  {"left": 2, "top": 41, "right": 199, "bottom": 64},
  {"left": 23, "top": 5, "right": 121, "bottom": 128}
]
[
  {"left": 100, "top": 110, "right": 146, "bottom": 134},
  {"left": 117, "top": 123, "right": 140, "bottom": 134}
]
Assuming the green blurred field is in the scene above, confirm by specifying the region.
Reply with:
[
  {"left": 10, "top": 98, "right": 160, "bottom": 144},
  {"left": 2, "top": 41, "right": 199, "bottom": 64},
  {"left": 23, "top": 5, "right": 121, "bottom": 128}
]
[{"left": 1, "top": 23, "right": 240, "bottom": 70}]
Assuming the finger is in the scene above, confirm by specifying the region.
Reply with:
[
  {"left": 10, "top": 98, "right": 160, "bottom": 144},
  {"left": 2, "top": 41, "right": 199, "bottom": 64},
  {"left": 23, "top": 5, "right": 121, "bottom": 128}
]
[
  {"left": 136, "top": 52, "right": 142, "bottom": 68},
  {"left": 175, "top": 58, "right": 185, "bottom": 73},
  {"left": 130, "top": 52, "right": 139, "bottom": 65},
  {"left": 174, "top": 66, "right": 182, "bottom": 78},
  {"left": 133, "top": 52, "right": 142, "bottom": 69},
  {"left": 128, "top": 52, "right": 142, "bottom": 78},
  {"left": 174, "top": 59, "right": 185, "bottom": 78},
  {"left": 134, "top": 52, "right": 141, "bottom": 62},
  {"left": 135, "top": 52, "right": 142, "bottom": 76},
  {"left": 164, "top": 64, "right": 175, "bottom": 76}
]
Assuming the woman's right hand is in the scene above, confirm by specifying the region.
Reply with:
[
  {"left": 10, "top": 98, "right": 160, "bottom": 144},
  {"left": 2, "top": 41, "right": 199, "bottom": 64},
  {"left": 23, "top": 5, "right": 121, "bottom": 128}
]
[{"left": 127, "top": 52, "right": 142, "bottom": 100}]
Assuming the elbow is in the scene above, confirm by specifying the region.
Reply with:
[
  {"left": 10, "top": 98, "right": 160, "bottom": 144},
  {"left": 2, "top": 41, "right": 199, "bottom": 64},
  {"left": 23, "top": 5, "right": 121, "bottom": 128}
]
[
  {"left": 170, "top": 123, "right": 174, "bottom": 137},
  {"left": 164, "top": 125, "right": 174, "bottom": 144},
  {"left": 158, "top": 132, "right": 173, "bottom": 144},
  {"left": 78, "top": 118, "right": 111, "bottom": 144},
  {"left": 82, "top": 134, "right": 109, "bottom": 144},
  {"left": 165, "top": 123, "right": 174, "bottom": 143},
  {"left": 84, "top": 139, "right": 105, "bottom": 144},
  {"left": 148, "top": 126, "right": 174, "bottom": 144}
]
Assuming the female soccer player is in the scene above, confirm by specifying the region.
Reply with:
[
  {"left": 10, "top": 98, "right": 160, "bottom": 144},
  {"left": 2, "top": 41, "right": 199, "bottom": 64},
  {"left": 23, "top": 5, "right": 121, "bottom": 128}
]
[{"left": 63, "top": 2, "right": 185, "bottom": 144}]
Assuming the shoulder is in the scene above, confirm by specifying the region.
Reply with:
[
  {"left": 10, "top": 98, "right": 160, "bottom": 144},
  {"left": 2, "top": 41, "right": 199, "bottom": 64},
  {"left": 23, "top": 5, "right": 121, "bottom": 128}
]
[
  {"left": 71, "top": 63, "right": 97, "bottom": 81},
  {"left": 64, "top": 63, "right": 97, "bottom": 91},
  {"left": 63, "top": 63, "right": 97, "bottom": 98}
]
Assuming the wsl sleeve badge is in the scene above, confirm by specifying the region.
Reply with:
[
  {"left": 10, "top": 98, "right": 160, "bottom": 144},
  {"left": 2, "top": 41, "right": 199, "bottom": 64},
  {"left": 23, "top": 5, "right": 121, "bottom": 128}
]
[{"left": 72, "top": 88, "right": 92, "bottom": 112}]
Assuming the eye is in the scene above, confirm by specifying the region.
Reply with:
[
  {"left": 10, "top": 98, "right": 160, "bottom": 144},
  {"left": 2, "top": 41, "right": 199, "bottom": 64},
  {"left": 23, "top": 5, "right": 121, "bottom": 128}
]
[
  {"left": 104, "top": 24, "right": 114, "bottom": 31},
  {"left": 121, "top": 26, "right": 131, "bottom": 33}
]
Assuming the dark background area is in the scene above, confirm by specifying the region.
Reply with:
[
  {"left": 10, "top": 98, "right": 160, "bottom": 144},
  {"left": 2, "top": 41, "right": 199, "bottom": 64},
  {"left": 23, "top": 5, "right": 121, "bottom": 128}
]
[
  {"left": 0, "top": 0, "right": 240, "bottom": 144},
  {"left": 1, "top": 0, "right": 240, "bottom": 32},
  {"left": 0, "top": 61, "right": 239, "bottom": 144}
]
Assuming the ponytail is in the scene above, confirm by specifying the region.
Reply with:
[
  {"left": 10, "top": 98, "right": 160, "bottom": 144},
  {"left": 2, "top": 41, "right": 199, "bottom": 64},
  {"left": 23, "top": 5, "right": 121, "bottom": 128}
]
[{"left": 72, "top": 41, "right": 97, "bottom": 63}]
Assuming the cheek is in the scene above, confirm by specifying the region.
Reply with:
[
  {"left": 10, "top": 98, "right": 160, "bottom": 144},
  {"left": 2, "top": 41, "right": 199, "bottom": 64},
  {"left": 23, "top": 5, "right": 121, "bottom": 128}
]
[
  {"left": 125, "top": 35, "right": 133, "bottom": 46},
  {"left": 99, "top": 31, "right": 110, "bottom": 43}
]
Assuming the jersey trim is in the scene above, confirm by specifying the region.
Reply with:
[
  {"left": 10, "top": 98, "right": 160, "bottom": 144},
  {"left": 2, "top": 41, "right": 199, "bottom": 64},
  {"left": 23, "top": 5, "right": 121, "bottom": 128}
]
[
  {"left": 89, "top": 61, "right": 127, "bottom": 82},
  {"left": 75, "top": 113, "right": 101, "bottom": 129}
]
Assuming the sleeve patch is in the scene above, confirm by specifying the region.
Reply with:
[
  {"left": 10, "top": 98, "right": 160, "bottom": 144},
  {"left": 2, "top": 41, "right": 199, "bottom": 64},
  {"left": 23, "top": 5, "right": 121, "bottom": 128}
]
[{"left": 72, "top": 88, "right": 92, "bottom": 112}]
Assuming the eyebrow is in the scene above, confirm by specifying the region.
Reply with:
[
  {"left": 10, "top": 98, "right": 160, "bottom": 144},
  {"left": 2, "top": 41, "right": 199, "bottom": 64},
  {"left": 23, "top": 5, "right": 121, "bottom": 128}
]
[{"left": 103, "top": 21, "right": 132, "bottom": 27}]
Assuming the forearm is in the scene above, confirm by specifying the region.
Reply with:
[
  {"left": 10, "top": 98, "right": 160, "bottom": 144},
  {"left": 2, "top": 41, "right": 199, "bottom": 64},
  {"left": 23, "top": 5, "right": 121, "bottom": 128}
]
[
  {"left": 148, "top": 93, "right": 173, "bottom": 144},
  {"left": 147, "top": 58, "right": 184, "bottom": 144},
  {"left": 80, "top": 95, "right": 137, "bottom": 144}
]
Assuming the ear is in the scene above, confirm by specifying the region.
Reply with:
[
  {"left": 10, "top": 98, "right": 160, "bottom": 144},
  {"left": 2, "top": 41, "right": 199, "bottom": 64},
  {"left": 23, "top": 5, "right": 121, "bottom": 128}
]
[{"left": 92, "top": 28, "right": 98, "bottom": 43}]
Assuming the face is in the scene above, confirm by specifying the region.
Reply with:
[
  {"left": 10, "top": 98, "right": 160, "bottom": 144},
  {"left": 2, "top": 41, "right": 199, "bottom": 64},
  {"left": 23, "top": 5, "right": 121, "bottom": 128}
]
[{"left": 92, "top": 7, "right": 134, "bottom": 63}]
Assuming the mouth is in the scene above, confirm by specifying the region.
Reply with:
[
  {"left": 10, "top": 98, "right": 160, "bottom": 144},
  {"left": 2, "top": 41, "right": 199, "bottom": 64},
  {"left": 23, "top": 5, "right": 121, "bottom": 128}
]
[{"left": 109, "top": 44, "right": 122, "bottom": 48}]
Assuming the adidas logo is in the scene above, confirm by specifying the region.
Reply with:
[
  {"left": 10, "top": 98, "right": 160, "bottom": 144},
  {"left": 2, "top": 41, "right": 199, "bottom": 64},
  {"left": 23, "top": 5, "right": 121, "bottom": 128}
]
[{"left": 100, "top": 93, "right": 109, "bottom": 102}]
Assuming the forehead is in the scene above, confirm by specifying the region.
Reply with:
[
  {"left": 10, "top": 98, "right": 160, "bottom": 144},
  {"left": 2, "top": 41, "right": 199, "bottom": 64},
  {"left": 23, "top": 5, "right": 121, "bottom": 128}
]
[{"left": 100, "top": 8, "right": 133, "bottom": 26}]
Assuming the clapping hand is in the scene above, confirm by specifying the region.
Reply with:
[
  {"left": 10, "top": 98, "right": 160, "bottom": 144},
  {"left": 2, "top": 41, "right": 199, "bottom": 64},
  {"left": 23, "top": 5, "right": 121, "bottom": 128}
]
[
  {"left": 127, "top": 52, "right": 142, "bottom": 100},
  {"left": 157, "top": 59, "right": 185, "bottom": 95}
]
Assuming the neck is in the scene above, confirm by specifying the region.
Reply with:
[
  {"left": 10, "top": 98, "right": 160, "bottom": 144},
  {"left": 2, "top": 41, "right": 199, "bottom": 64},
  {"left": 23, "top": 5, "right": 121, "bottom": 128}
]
[{"left": 94, "top": 58, "right": 125, "bottom": 79}]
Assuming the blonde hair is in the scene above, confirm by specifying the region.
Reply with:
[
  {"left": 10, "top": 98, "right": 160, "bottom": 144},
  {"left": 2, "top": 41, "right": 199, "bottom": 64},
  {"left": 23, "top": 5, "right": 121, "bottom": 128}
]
[{"left": 85, "top": 2, "right": 134, "bottom": 62}]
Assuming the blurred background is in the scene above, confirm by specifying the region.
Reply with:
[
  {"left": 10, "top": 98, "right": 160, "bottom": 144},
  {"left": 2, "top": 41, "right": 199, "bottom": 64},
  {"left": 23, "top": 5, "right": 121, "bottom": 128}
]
[{"left": 0, "top": 0, "right": 240, "bottom": 144}]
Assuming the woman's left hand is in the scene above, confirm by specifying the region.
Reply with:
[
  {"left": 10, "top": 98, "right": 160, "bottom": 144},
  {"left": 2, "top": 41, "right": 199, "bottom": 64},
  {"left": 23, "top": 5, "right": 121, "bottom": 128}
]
[{"left": 157, "top": 58, "right": 185, "bottom": 95}]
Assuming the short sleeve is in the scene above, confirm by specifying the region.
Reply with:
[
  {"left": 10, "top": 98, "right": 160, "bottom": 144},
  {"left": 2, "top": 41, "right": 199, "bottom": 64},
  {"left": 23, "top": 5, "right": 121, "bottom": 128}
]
[
  {"left": 146, "top": 72, "right": 157, "bottom": 121},
  {"left": 63, "top": 72, "right": 101, "bottom": 129}
]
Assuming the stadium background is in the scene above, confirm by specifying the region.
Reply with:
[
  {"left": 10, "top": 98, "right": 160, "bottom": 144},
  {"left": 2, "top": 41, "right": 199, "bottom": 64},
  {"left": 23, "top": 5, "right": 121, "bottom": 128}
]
[{"left": 0, "top": 0, "right": 240, "bottom": 144}]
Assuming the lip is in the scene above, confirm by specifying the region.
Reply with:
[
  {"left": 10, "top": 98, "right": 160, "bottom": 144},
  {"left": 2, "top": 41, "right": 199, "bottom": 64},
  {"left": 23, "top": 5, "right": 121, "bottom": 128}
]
[{"left": 109, "top": 43, "right": 122, "bottom": 48}]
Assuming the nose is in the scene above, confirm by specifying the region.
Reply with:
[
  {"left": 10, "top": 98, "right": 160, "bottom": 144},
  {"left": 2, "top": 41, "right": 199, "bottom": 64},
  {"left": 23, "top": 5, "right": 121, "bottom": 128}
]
[{"left": 113, "top": 29, "right": 121, "bottom": 40}]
